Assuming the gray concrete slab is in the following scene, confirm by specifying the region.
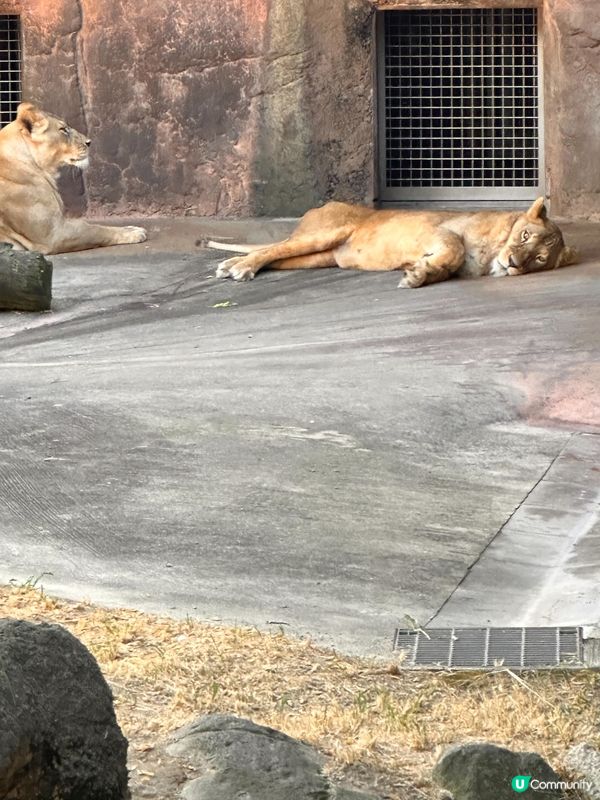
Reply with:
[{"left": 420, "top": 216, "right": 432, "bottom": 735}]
[
  {"left": 433, "top": 432, "right": 600, "bottom": 628},
  {"left": 0, "top": 219, "right": 598, "bottom": 656}
]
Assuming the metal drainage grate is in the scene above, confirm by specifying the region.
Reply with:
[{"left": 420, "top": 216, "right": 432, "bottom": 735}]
[
  {"left": 393, "top": 627, "right": 583, "bottom": 669},
  {"left": 378, "top": 7, "right": 541, "bottom": 203},
  {"left": 0, "top": 15, "right": 21, "bottom": 129}
]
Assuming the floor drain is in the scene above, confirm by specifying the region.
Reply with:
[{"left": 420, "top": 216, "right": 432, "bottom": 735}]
[{"left": 393, "top": 627, "right": 583, "bottom": 669}]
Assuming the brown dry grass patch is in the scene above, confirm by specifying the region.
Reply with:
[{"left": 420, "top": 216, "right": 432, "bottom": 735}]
[{"left": 1, "top": 582, "right": 598, "bottom": 799}]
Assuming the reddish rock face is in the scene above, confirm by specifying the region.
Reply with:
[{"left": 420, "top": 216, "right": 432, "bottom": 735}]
[
  {"left": 14, "top": 0, "right": 373, "bottom": 216},
  {"left": 544, "top": 0, "right": 600, "bottom": 219},
  {"left": 6, "top": 0, "right": 600, "bottom": 218}
]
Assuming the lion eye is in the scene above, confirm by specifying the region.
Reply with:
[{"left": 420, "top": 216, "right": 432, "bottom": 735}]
[
  {"left": 536, "top": 254, "right": 547, "bottom": 262},
  {"left": 60, "top": 127, "right": 71, "bottom": 137},
  {"left": 521, "top": 230, "right": 530, "bottom": 242}
]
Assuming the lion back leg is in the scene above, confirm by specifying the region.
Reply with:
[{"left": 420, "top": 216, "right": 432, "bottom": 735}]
[
  {"left": 216, "top": 226, "right": 354, "bottom": 282},
  {"left": 398, "top": 231, "right": 465, "bottom": 289},
  {"left": 269, "top": 251, "right": 337, "bottom": 270}
]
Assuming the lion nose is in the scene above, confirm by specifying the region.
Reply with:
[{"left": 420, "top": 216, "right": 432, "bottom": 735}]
[{"left": 85, "top": 139, "right": 91, "bottom": 148}]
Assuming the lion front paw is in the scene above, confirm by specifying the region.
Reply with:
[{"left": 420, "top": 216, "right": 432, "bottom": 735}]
[
  {"left": 122, "top": 226, "right": 147, "bottom": 244},
  {"left": 489, "top": 259, "right": 509, "bottom": 277},
  {"left": 216, "top": 256, "right": 255, "bottom": 281}
]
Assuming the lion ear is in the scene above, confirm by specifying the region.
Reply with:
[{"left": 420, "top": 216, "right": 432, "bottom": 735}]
[
  {"left": 556, "top": 245, "right": 579, "bottom": 268},
  {"left": 527, "top": 197, "right": 548, "bottom": 221},
  {"left": 17, "top": 102, "right": 49, "bottom": 135}
]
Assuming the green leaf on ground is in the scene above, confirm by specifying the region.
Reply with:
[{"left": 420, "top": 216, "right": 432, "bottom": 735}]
[{"left": 211, "top": 300, "right": 238, "bottom": 308}]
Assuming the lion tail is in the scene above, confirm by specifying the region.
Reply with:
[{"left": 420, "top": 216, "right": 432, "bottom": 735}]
[{"left": 206, "top": 240, "right": 276, "bottom": 255}]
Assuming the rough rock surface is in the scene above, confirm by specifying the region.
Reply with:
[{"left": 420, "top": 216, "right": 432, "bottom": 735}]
[
  {"left": 433, "top": 742, "right": 562, "bottom": 800},
  {"left": 564, "top": 744, "right": 600, "bottom": 800},
  {"left": 0, "top": 618, "right": 129, "bottom": 800},
  {"left": 15, "top": 0, "right": 373, "bottom": 218},
  {"left": 544, "top": 0, "right": 600, "bottom": 219},
  {"left": 167, "top": 714, "right": 380, "bottom": 800}
]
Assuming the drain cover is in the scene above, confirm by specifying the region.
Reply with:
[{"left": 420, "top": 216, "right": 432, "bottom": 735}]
[{"left": 393, "top": 627, "right": 583, "bottom": 669}]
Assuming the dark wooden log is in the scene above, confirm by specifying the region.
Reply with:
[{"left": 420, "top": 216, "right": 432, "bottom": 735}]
[{"left": 0, "top": 244, "right": 53, "bottom": 311}]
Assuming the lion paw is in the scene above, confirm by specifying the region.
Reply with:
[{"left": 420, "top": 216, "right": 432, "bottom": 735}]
[
  {"left": 122, "top": 226, "right": 147, "bottom": 244},
  {"left": 216, "top": 256, "right": 255, "bottom": 281},
  {"left": 216, "top": 256, "right": 243, "bottom": 278},
  {"left": 489, "top": 259, "right": 509, "bottom": 277},
  {"left": 398, "top": 273, "right": 420, "bottom": 289}
]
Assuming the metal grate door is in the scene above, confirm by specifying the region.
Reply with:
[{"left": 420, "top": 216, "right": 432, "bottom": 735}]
[
  {"left": 378, "top": 8, "right": 542, "bottom": 204},
  {"left": 0, "top": 15, "right": 21, "bottom": 128}
]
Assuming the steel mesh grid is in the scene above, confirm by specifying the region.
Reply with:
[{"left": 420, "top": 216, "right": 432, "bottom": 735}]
[
  {"left": 0, "top": 15, "right": 21, "bottom": 129},
  {"left": 383, "top": 8, "right": 539, "bottom": 192},
  {"left": 393, "top": 627, "right": 583, "bottom": 669}
]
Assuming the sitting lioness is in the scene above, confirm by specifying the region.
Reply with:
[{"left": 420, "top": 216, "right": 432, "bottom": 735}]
[
  {"left": 0, "top": 103, "right": 146, "bottom": 254},
  {"left": 214, "top": 198, "right": 577, "bottom": 288}
]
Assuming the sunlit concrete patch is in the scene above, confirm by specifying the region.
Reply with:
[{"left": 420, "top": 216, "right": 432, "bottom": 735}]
[
  {"left": 516, "top": 367, "right": 600, "bottom": 429},
  {"left": 432, "top": 433, "right": 600, "bottom": 629}
]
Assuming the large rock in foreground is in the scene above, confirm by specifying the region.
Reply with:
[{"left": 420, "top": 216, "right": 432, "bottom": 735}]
[
  {"left": 0, "top": 618, "right": 129, "bottom": 800},
  {"left": 0, "top": 243, "right": 53, "bottom": 311},
  {"left": 433, "top": 742, "right": 562, "bottom": 800},
  {"left": 564, "top": 744, "right": 600, "bottom": 800},
  {"left": 167, "top": 714, "right": 379, "bottom": 800}
]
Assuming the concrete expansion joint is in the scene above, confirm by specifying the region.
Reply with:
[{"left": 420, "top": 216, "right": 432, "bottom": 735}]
[{"left": 425, "top": 433, "right": 577, "bottom": 628}]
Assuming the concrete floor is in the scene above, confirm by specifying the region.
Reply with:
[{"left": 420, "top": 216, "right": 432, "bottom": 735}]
[{"left": 0, "top": 218, "right": 598, "bottom": 656}]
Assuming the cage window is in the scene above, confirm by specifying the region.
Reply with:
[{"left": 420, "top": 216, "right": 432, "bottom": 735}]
[
  {"left": 379, "top": 8, "right": 541, "bottom": 202},
  {"left": 0, "top": 15, "right": 21, "bottom": 128}
]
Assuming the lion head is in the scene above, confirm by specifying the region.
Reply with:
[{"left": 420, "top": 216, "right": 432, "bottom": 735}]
[
  {"left": 16, "top": 102, "right": 90, "bottom": 176},
  {"left": 491, "top": 197, "right": 579, "bottom": 277}
]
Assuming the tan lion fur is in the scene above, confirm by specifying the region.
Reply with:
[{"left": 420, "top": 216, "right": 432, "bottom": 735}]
[
  {"left": 0, "top": 103, "right": 146, "bottom": 254},
  {"left": 213, "top": 198, "right": 578, "bottom": 289}
]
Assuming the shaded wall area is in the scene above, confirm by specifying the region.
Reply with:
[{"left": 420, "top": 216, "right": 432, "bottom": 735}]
[
  {"left": 2, "top": 0, "right": 600, "bottom": 218},
  {"left": 544, "top": 0, "right": 600, "bottom": 218}
]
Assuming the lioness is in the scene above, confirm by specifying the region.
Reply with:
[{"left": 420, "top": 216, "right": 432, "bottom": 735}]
[
  {"left": 214, "top": 198, "right": 577, "bottom": 288},
  {"left": 0, "top": 103, "right": 146, "bottom": 254}
]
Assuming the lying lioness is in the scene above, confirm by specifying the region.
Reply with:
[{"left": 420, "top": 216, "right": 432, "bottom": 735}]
[
  {"left": 214, "top": 198, "right": 577, "bottom": 288},
  {"left": 0, "top": 103, "right": 146, "bottom": 254}
]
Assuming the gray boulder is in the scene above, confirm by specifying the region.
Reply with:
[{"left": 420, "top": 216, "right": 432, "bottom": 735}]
[
  {"left": 433, "top": 742, "right": 563, "bottom": 800},
  {"left": 167, "top": 714, "right": 379, "bottom": 800},
  {"left": 564, "top": 744, "right": 600, "bottom": 799},
  {"left": 0, "top": 618, "right": 129, "bottom": 800}
]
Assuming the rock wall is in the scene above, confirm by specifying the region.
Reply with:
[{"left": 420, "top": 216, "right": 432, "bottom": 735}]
[
  {"left": 544, "top": 0, "right": 600, "bottom": 219},
  {"left": 2, "top": 0, "right": 600, "bottom": 218},
  {"left": 10, "top": 0, "right": 373, "bottom": 217}
]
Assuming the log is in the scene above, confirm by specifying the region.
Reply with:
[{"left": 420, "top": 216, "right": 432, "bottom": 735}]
[{"left": 0, "top": 243, "right": 53, "bottom": 311}]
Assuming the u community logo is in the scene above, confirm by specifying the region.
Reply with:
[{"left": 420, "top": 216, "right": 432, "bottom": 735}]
[
  {"left": 512, "top": 775, "right": 592, "bottom": 793},
  {"left": 512, "top": 776, "right": 531, "bottom": 792}
]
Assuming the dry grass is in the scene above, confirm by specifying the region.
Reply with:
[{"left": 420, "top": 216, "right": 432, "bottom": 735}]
[{"left": 1, "top": 582, "right": 598, "bottom": 799}]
